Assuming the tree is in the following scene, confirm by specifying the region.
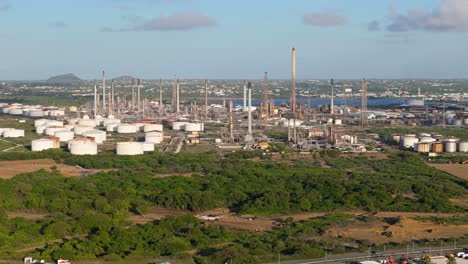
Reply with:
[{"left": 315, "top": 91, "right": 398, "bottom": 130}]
[{"left": 446, "top": 255, "right": 456, "bottom": 264}]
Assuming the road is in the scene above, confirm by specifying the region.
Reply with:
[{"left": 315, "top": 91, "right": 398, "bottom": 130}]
[{"left": 278, "top": 245, "right": 467, "bottom": 264}]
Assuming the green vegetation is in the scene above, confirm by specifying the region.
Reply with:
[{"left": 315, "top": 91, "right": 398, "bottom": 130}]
[
  {"left": 47, "top": 73, "right": 82, "bottom": 83},
  {"left": 0, "top": 149, "right": 466, "bottom": 262}
]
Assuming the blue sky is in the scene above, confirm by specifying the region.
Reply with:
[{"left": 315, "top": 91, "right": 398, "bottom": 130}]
[{"left": 0, "top": 0, "right": 467, "bottom": 80}]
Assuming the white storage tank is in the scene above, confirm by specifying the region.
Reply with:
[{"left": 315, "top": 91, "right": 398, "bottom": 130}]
[
  {"left": 45, "top": 120, "right": 64, "bottom": 127},
  {"left": 116, "top": 142, "right": 144, "bottom": 155},
  {"left": 83, "top": 130, "right": 107, "bottom": 144},
  {"left": 36, "top": 125, "right": 48, "bottom": 134},
  {"left": 464, "top": 118, "right": 468, "bottom": 125},
  {"left": 184, "top": 123, "right": 201, "bottom": 132},
  {"left": 29, "top": 110, "right": 44, "bottom": 117},
  {"left": 145, "top": 132, "right": 163, "bottom": 144},
  {"left": 73, "top": 125, "right": 95, "bottom": 135},
  {"left": 117, "top": 124, "right": 138, "bottom": 134},
  {"left": 400, "top": 136, "right": 419, "bottom": 149},
  {"left": 68, "top": 139, "right": 98, "bottom": 155},
  {"left": 334, "top": 119, "right": 342, "bottom": 125},
  {"left": 35, "top": 119, "right": 51, "bottom": 127},
  {"left": 458, "top": 141, "right": 468, "bottom": 153},
  {"left": 2, "top": 107, "right": 10, "bottom": 114},
  {"left": 78, "top": 119, "right": 98, "bottom": 127},
  {"left": 444, "top": 142, "right": 457, "bottom": 153},
  {"left": 55, "top": 131, "right": 75, "bottom": 142},
  {"left": 281, "top": 119, "right": 304, "bottom": 128},
  {"left": 103, "top": 118, "right": 121, "bottom": 127},
  {"left": 143, "top": 124, "right": 163, "bottom": 132},
  {"left": 45, "top": 127, "right": 67, "bottom": 136},
  {"left": 49, "top": 110, "right": 65, "bottom": 117},
  {"left": 419, "top": 137, "right": 436, "bottom": 143},
  {"left": 67, "top": 118, "right": 80, "bottom": 125},
  {"left": 172, "top": 121, "right": 189, "bottom": 130},
  {"left": 0, "top": 128, "right": 13, "bottom": 136},
  {"left": 31, "top": 138, "right": 55, "bottom": 152},
  {"left": 143, "top": 142, "right": 155, "bottom": 152},
  {"left": 106, "top": 123, "right": 120, "bottom": 132},
  {"left": 3, "top": 129, "right": 25, "bottom": 138},
  {"left": 8, "top": 108, "right": 23, "bottom": 115}
]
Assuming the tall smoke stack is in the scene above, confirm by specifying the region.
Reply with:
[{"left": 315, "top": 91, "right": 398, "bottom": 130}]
[
  {"left": 172, "top": 76, "right": 177, "bottom": 110},
  {"left": 176, "top": 79, "right": 180, "bottom": 113},
  {"left": 137, "top": 79, "right": 141, "bottom": 114},
  {"left": 102, "top": 70, "right": 106, "bottom": 116},
  {"left": 204, "top": 80, "right": 208, "bottom": 119},
  {"left": 243, "top": 82, "right": 247, "bottom": 112},
  {"left": 111, "top": 79, "right": 115, "bottom": 115},
  {"left": 330, "top": 78, "right": 334, "bottom": 114},
  {"left": 248, "top": 81, "right": 252, "bottom": 136},
  {"left": 94, "top": 84, "right": 97, "bottom": 119},
  {"left": 291, "top": 48, "right": 296, "bottom": 113},
  {"left": 159, "top": 79, "right": 163, "bottom": 114},
  {"left": 131, "top": 79, "right": 135, "bottom": 110}
]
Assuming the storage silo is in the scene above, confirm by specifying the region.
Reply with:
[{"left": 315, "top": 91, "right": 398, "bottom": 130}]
[
  {"left": 45, "top": 120, "right": 64, "bottom": 127},
  {"left": 78, "top": 119, "right": 97, "bottom": 127},
  {"left": 400, "top": 135, "right": 419, "bottom": 149},
  {"left": 45, "top": 126, "right": 67, "bottom": 136},
  {"left": 415, "top": 143, "right": 430, "bottom": 153},
  {"left": 116, "top": 142, "right": 144, "bottom": 155},
  {"left": 106, "top": 123, "right": 120, "bottom": 132},
  {"left": 458, "top": 141, "right": 468, "bottom": 153},
  {"left": 464, "top": 118, "right": 468, "bottom": 125},
  {"left": 143, "top": 124, "right": 163, "bottom": 132},
  {"left": 3, "top": 129, "right": 25, "bottom": 138},
  {"left": 431, "top": 143, "right": 443, "bottom": 153},
  {"left": 117, "top": 124, "right": 138, "bottom": 134},
  {"left": 143, "top": 142, "right": 155, "bottom": 152},
  {"left": 444, "top": 142, "right": 457, "bottom": 153},
  {"left": 83, "top": 130, "right": 107, "bottom": 144},
  {"left": 73, "top": 125, "right": 95, "bottom": 135},
  {"left": 55, "top": 131, "right": 75, "bottom": 142},
  {"left": 145, "top": 132, "right": 163, "bottom": 144},
  {"left": 68, "top": 139, "right": 98, "bottom": 155},
  {"left": 31, "top": 138, "right": 55, "bottom": 151},
  {"left": 35, "top": 119, "right": 51, "bottom": 127}
]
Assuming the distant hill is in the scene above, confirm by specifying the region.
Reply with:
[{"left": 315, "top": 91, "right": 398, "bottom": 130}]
[
  {"left": 47, "top": 73, "right": 82, "bottom": 83},
  {"left": 113, "top": 75, "right": 137, "bottom": 82}
]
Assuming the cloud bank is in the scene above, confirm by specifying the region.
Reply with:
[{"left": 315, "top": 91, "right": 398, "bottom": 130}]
[{"left": 303, "top": 11, "right": 347, "bottom": 27}]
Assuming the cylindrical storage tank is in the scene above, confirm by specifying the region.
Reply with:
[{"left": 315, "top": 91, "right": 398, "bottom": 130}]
[
  {"left": 145, "top": 132, "right": 163, "bottom": 144},
  {"left": 458, "top": 142, "right": 468, "bottom": 152},
  {"left": 103, "top": 119, "right": 121, "bottom": 127},
  {"left": 184, "top": 123, "right": 203, "bottom": 132},
  {"left": 143, "top": 124, "right": 163, "bottom": 132},
  {"left": 82, "top": 115, "right": 90, "bottom": 120},
  {"left": 453, "top": 119, "right": 463, "bottom": 126},
  {"left": 464, "top": 118, "right": 468, "bottom": 125},
  {"left": 416, "top": 143, "right": 430, "bottom": 153},
  {"left": 418, "top": 133, "right": 431, "bottom": 137},
  {"left": 400, "top": 136, "right": 419, "bottom": 149},
  {"left": 135, "top": 123, "right": 145, "bottom": 132},
  {"left": 446, "top": 118, "right": 454, "bottom": 125},
  {"left": 444, "top": 142, "right": 457, "bottom": 153},
  {"left": 49, "top": 110, "right": 65, "bottom": 116},
  {"left": 83, "top": 130, "right": 106, "bottom": 144},
  {"left": 36, "top": 125, "right": 48, "bottom": 134},
  {"left": 431, "top": 143, "right": 443, "bottom": 153},
  {"left": 3, "top": 129, "right": 25, "bottom": 138},
  {"left": 106, "top": 123, "right": 120, "bottom": 132},
  {"left": 0, "top": 128, "right": 13, "bottom": 136},
  {"left": 22, "top": 109, "right": 30, "bottom": 116},
  {"left": 55, "top": 131, "right": 75, "bottom": 142},
  {"left": 391, "top": 134, "right": 401, "bottom": 144},
  {"left": 67, "top": 118, "right": 80, "bottom": 125},
  {"left": 31, "top": 138, "right": 55, "bottom": 152},
  {"left": 78, "top": 119, "right": 97, "bottom": 127},
  {"left": 45, "top": 120, "right": 64, "bottom": 127},
  {"left": 444, "top": 138, "right": 460, "bottom": 143},
  {"left": 42, "top": 136, "right": 60, "bottom": 148},
  {"left": 334, "top": 119, "right": 342, "bottom": 125},
  {"left": 419, "top": 137, "right": 436, "bottom": 143},
  {"left": 45, "top": 127, "right": 66, "bottom": 136},
  {"left": 117, "top": 124, "right": 138, "bottom": 134},
  {"left": 9, "top": 108, "right": 24, "bottom": 115},
  {"left": 73, "top": 125, "right": 95, "bottom": 135},
  {"left": 29, "top": 110, "right": 44, "bottom": 117},
  {"left": 172, "top": 122, "right": 189, "bottom": 131},
  {"left": 35, "top": 119, "right": 51, "bottom": 127},
  {"left": 69, "top": 140, "right": 98, "bottom": 155},
  {"left": 143, "top": 142, "right": 155, "bottom": 152},
  {"left": 116, "top": 142, "right": 144, "bottom": 155},
  {"left": 2, "top": 107, "right": 10, "bottom": 114}
]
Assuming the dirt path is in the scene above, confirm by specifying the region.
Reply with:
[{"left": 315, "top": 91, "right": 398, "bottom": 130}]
[{"left": 428, "top": 163, "right": 468, "bottom": 180}]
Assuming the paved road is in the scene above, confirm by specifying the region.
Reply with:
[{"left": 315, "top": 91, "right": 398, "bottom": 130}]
[{"left": 278, "top": 245, "right": 467, "bottom": 264}]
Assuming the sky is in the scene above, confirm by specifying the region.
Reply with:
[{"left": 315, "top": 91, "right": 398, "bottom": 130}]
[{"left": 0, "top": 0, "right": 468, "bottom": 80}]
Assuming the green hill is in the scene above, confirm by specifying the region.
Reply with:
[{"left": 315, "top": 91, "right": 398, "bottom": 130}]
[{"left": 47, "top": 73, "right": 82, "bottom": 83}]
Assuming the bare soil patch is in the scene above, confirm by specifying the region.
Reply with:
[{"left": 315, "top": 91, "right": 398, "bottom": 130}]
[
  {"left": 0, "top": 159, "right": 108, "bottom": 178},
  {"left": 428, "top": 163, "right": 468, "bottom": 180},
  {"left": 323, "top": 217, "right": 468, "bottom": 244},
  {"left": 7, "top": 211, "right": 50, "bottom": 220}
]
